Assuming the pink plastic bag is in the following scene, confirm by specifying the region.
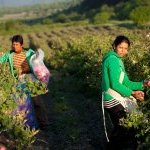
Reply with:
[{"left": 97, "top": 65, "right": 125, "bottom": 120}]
[{"left": 30, "top": 49, "right": 50, "bottom": 84}]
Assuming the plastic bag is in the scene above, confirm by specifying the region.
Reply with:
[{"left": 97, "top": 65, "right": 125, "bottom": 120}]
[
  {"left": 18, "top": 92, "right": 38, "bottom": 128},
  {"left": 30, "top": 49, "right": 50, "bottom": 84}
]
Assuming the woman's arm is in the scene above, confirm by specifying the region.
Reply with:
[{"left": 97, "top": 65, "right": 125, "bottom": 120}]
[
  {"left": 123, "top": 74, "right": 143, "bottom": 90},
  {"left": 0, "top": 51, "right": 9, "bottom": 63}
]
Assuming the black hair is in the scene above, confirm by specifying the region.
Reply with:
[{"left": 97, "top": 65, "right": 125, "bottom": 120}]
[
  {"left": 11, "top": 35, "right": 23, "bottom": 45},
  {"left": 112, "top": 35, "right": 130, "bottom": 49}
]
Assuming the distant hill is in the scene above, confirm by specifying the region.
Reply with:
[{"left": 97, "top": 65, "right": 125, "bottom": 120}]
[
  {"left": 0, "top": 0, "right": 149, "bottom": 25},
  {"left": 70, "top": 0, "right": 128, "bottom": 12},
  {"left": 48, "top": 0, "right": 122, "bottom": 22},
  {"left": 0, "top": 0, "right": 76, "bottom": 21},
  {"left": 53, "top": 0, "right": 122, "bottom": 14}
]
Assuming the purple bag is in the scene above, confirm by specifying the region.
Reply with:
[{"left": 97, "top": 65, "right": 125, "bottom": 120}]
[
  {"left": 18, "top": 93, "right": 38, "bottom": 128},
  {"left": 14, "top": 83, "right": 38, "bottom": 129}
]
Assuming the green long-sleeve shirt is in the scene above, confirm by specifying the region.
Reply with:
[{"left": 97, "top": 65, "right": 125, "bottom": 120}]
[
  {"left": 102, "top": 50, "right": 143, "bottom": 101},
  {"left": 0, "top": 48, "right": 34, "bottom": 77}
]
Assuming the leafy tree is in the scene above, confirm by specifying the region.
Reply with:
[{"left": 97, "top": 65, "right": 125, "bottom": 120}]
[
  {"left": 130, "top": 6, "right": 150, "bottom": 25},
  {"left": 93, "top": 5, "right": 114, "bottom": 24},
  {"left": 54, "top": 13, "right": 71, "bottom": 23},
  {"left": 136, "top": 0, "right": 150, "bottom": 6},
  {"left": 115, "top": 1, "right": 135, "bottom": 20}
]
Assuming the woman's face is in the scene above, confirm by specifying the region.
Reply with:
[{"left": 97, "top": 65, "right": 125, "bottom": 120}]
[
  {"left": 12, "top": 42, "right": 23, "bottom": 53},
  {"left": 115, "top": 42, "right": 129, "bottom": 57}
]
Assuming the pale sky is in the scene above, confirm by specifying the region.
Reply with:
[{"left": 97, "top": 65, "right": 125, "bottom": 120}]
[{"left": 0, "top": 0, "right": 59, "bottom": 7}]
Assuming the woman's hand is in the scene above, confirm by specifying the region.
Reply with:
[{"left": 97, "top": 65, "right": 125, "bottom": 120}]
[
  {"left": 143, "top": 79, "right": 150, "bottom": 87},
  {"left": 132, "top": 91, "right": 144, "bottom": 101},
  {"left": 0, "top": 52, "right": 3, "bottom": 55}
]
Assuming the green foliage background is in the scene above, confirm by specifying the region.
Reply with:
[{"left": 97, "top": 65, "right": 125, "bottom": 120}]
[
  {"left": 0, "top": 24, "right": 150, "bottom": 149},
  {"left": 0, "top": 64, "right": 39, "bottom": 149}
]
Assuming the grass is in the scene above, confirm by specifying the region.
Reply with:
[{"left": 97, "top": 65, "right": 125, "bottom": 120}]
[{"left": 0, "top": 19, "right": 149, "bottom": 36}]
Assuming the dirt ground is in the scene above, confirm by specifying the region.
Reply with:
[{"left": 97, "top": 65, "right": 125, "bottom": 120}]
[{"left": 32, "top": 73, "right": 110, "bottom": 150}]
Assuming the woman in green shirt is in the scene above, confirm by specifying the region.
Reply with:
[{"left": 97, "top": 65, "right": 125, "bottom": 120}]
[{"left": 102, "top": 35, "right": 150, "bottom": 149}]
